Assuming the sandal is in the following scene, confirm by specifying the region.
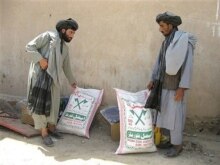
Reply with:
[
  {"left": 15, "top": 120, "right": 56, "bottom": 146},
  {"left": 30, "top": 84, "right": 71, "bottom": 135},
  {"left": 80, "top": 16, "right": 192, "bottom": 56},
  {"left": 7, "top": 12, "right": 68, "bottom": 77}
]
[
  {"left": 48, "top": 130, "right": 63, "bottom": 139},
  {"left": 157, "top": 141, "right": 173, "bottom": 149},
  {"left": 164, "top": 146, "right": 183, "bottom": 157},
  {"left": 42, "top": 135, "right": 54, "bottom": 147}
]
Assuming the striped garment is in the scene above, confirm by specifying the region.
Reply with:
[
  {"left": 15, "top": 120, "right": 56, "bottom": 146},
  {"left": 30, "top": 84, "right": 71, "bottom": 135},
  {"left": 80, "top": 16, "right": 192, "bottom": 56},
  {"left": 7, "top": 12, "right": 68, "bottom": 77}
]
[{"left": 28, "top": 69, "right": 52, "bottom": 116}]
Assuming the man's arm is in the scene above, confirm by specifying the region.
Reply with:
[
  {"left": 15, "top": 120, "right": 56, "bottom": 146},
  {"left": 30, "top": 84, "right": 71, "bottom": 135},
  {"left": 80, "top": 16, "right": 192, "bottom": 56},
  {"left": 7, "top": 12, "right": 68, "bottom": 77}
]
[
  {"left": 63, "top": 52, "right": 77, "bottom": 88},
  {"left": 26, "top": 32, "right": 50, "bottom": 64},
  {"left": 175, "top": 44, "right": 194, "bottom": 101},
  {"left": 147, "top": 54, "right": 160, "bottom": 90},
  {"left": 179, "top": 44, "right": 194, "bottom": 89}
]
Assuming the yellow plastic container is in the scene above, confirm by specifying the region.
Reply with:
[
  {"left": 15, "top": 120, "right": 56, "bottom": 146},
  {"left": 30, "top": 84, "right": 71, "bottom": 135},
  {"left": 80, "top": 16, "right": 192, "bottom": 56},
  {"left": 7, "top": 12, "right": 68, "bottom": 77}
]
[{"left": 154, "top": 127, "right": 161, "bottom": 145}]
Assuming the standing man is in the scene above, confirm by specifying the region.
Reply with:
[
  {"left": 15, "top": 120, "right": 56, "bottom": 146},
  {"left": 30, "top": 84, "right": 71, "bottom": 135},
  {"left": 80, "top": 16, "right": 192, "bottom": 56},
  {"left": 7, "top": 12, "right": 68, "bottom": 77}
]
[
  {"left": 26, "top": 18, "right": 78, "bottom": 147},
  {"left": 147, "top": 12, "right": 197, "bottom": 157}
]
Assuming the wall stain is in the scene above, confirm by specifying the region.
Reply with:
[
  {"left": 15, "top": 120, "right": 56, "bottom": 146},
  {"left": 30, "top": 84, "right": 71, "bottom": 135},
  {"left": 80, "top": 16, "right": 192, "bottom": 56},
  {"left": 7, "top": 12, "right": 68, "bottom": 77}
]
[
  {"left": 2, "top": 73, "right": 6, "bottom": 78},
  {"left": 1, "top": 73, "right": 6, "bottom": 84}
]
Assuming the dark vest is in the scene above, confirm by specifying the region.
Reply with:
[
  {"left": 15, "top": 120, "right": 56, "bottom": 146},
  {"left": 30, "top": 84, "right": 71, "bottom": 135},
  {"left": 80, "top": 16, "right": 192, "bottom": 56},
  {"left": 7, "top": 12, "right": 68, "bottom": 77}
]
[{"left": 162, "top": 69, "right": 181, "bottom": 90}]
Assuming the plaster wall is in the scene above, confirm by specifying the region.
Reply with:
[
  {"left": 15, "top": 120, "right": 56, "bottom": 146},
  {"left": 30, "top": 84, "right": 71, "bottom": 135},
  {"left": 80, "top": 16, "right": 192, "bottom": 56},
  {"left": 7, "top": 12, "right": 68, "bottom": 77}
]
[{"left": 0, "top": 0, "right": 219, "bottom": 117}]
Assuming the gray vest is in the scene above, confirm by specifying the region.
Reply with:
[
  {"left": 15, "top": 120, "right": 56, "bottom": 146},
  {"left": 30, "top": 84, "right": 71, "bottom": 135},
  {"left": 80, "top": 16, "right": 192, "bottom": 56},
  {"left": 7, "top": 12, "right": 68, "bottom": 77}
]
[{"left": 162, "top": 69, "right": 181, "bottom": 90}]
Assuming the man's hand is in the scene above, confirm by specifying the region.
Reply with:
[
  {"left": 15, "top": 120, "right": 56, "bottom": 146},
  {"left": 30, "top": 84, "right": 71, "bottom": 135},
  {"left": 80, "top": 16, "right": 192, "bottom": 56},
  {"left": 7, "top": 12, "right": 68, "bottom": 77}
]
[
  {"left": 71, "top": 82, "right": 77, "bottom": 92},
  {"left": 175, "top": 88, "right": 185, "bottom": 101},
  {"left": 39, "top": 58, "right": 48, "bottom": 70},
  {"left": 147, "top": 81, "right": 154, "bottom": 90}
]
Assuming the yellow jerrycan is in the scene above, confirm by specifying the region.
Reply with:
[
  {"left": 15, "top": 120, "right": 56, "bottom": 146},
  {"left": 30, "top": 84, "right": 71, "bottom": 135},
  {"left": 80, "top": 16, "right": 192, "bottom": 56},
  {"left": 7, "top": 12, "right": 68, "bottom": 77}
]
[{"left": 154, "top": 127, "right": 161, "bottom": 145}]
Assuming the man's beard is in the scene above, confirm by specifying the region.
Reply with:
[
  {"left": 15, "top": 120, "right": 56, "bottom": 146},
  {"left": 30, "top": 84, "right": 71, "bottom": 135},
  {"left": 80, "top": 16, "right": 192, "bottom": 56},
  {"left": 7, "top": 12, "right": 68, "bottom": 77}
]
[
  {"left": 162, "top": 31, "right": 171, "bottom": 37},
  {"left": 61, "top": 32, "right": 72, "bottom": 42}
]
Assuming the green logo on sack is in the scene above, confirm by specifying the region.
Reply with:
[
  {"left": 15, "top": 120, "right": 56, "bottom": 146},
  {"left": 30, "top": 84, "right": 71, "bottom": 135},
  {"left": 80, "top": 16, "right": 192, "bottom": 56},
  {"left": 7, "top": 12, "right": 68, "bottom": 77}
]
[
  {"left": 130, "top": 109, "right": 146, "bottom": 125},
  {"left": 127, "top": 130, "right": 152, "bottom": 140},
  {"left": 64, "top": 112, "right": 86, "bottom": 121},
  {"left": 73, "top": 98, "right": 88, "bottom": 110}
]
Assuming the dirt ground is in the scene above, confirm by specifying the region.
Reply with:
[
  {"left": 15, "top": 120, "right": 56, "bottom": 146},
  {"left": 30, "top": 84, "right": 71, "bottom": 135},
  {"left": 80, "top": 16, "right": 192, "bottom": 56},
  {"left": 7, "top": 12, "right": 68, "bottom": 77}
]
[
  {"left": 0, "top": 118, "right": 220, "bottom": 165},
  {"left": 0, "top": 96, "right": 219, "bottom": 165}
]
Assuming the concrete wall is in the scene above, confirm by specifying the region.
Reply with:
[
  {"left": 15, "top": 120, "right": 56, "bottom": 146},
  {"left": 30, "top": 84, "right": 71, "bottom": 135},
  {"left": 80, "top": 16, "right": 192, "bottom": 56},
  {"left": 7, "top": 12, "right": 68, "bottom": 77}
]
[
  {"left": 0, "top": 0, "right": 219, "bottom": 117},
  {"left": 0, "top": 1, "right": 2, "bottom": 69}
]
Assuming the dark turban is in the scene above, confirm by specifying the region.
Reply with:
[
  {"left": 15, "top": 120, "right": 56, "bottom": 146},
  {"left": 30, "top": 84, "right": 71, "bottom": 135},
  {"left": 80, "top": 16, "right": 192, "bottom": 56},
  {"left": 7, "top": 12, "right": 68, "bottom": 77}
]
[
  {"left": 56, "top": 18, "right": 78, "bottom": 32},
  {"left": 156, "top": 11, "right": 182, "bottom": 27}
]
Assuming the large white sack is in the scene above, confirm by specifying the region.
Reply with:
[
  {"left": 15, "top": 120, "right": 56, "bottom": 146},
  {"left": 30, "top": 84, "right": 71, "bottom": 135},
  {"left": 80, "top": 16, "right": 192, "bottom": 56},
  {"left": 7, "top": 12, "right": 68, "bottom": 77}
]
[
  {"left": 115, "top": 88, "right": 156, "bottom": 154},
  {"left": 57, "top": 87, "right": 103, "bottom": 138}
]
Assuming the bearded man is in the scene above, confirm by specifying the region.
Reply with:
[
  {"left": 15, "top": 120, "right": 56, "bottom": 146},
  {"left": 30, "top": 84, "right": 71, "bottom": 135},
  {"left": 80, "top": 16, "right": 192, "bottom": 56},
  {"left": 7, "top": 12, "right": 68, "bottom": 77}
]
[
  {"left": 26, "top": 18, "right": 78, "bottom": 147},
  {"left": 146, "top": 12, "right": 197, "bottom": 157}
]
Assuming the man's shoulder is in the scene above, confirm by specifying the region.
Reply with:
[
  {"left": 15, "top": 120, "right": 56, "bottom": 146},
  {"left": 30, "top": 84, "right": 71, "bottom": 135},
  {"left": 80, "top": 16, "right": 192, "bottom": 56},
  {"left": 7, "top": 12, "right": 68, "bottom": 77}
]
[
  {"left": 174, "top": 31, "right": 197, "bottom": 47},
  {"left": 172, "top": 31, "right": 188, "bottom": 45},
  {"left": 43, "top": 30, "right": 58, "bottom": 39},
  {"left": 175, "top": 31, "right": 196, "bottom": 39},
  {"left": 36, "top": 30, "right": 58, "bottom": 39},
  {"left": 47, "top": 30, "right": 58, "bottom": 36},
  {"left": 174, "top": 31, "right": 187, "bottom": 39}
]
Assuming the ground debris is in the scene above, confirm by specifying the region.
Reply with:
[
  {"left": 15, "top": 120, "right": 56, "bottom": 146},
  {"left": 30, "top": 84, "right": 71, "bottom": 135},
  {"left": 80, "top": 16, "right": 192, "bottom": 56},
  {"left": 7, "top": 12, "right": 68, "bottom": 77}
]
[
  {"left": 0, "top": 99, "right": 20, "bottom": 118},
  {"left": 183, "top": 140, "right": 216, "bottom": 159},
  {"left": 183, "top": 141, "right": 203, "bottom": 153},
  {"left": 184, "top": 117, "right": 220, "bottom": 135}
]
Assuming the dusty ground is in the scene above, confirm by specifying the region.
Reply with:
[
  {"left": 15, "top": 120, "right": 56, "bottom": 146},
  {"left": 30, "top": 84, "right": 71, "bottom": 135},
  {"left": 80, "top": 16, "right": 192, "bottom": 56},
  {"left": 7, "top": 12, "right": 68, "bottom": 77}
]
[
  {"left": 0, "top": 95, "right": 219, "bottom": 165},
  {"left": 0, "top": 119, "right": 220, "bottom": 165}
]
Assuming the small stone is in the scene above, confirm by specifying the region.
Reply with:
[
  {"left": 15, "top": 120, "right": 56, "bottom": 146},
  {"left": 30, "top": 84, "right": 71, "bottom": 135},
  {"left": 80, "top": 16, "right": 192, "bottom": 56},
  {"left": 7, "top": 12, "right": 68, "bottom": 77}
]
[
  {"left": 208, "top": 153, "right": 215, "bottom": 157},
  {"left": 192, "top": 134, "right": 197, "bottom": 137},
  {"left": 199, "top": 128, "right": 204, "bottom": 132}
]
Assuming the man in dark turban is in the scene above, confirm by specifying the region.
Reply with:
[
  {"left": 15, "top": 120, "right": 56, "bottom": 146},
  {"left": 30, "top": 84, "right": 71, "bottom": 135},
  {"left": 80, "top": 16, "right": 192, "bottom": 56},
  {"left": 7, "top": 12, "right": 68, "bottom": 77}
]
[
  {"left": 146, "top": 12, "right": 197, "bottom": 157},
  {"left": 156, "top": 11, "right": 182, "bottom": 28},
  {"left": 26, "top": 18, "right": 78, "bottom": 147},
  {"left": 56, "top": 18, "right": 78, "bottom": 43}
]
